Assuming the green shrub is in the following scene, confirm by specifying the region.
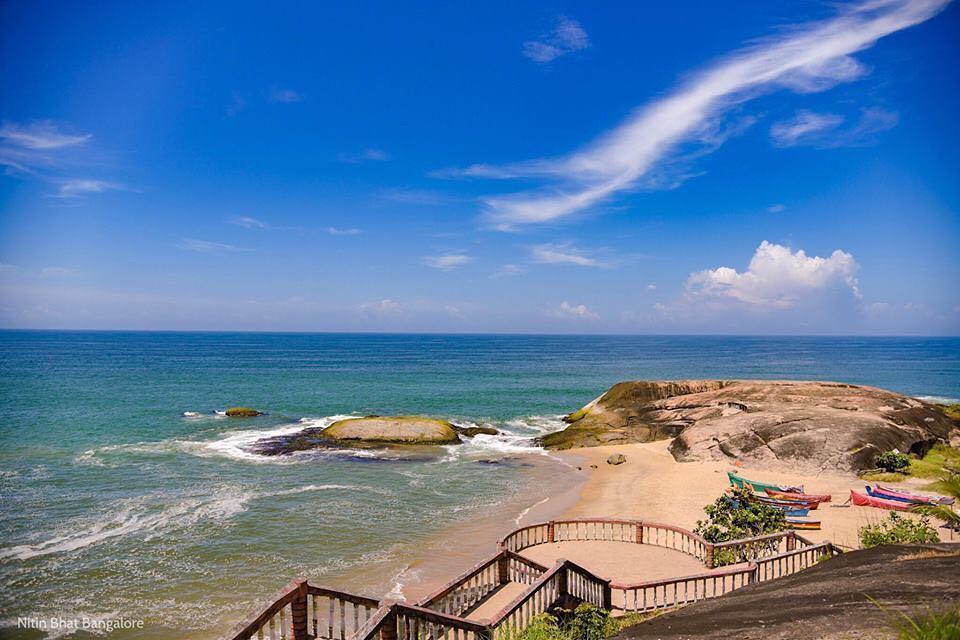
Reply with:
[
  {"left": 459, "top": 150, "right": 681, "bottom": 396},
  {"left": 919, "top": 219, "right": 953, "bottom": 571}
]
[
  {"left": 868, "top": 596, "right": 960, "bottom": 640},
  {"left": 876, "top": 451, "right": 911, "bottom": 473},
  {"left": 694, "top": 487, "right": 787, "bottom": 544},
  {"left": 858, "top": 512, "right": 940, "bottom": 549},
  {"left": 513, "top": 605, "right": 612, "bottom": 640}
]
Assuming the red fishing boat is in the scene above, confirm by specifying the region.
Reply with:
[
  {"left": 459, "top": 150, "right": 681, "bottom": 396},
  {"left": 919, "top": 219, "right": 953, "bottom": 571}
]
[{"left": 850, "top": 489, "right": 911, "bottom": 511}]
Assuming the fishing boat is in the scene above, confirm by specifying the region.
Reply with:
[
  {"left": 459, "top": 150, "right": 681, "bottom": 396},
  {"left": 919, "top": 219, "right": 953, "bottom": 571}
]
[
  {"left": 784, "top": 508, "right": 810, "bottom": 517},
  {"left": 728, "top": 471, "right": 803, "bottom": 494},
  {"left": 754, "top": 495, "right": 818, "bottom": 510},
  {"left": 785, "top": 518, "right": 821, "bottom": 530},
  {"left": 765, "top": 488, "right": 832, "bottom": 503},
  {"left": 874, "top": 484, "right": 955, "bottom": 505},
  {"left": 850, "top": 489, "right": 911, "bottom": 511}
]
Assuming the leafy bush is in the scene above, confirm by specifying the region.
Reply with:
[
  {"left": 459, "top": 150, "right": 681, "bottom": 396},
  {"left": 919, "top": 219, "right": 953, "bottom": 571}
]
[
  {"left": 858, "top": 512, "right": 940, "bottom": 549},
  {"left": 694, "top": 487, "right": 787, "bottom": 544},
  {"left": 512, "top": 605, "right": 613, "bottom": 640},
  {"left": 876, "top": 451, "right": 911, "bottom": 473}
]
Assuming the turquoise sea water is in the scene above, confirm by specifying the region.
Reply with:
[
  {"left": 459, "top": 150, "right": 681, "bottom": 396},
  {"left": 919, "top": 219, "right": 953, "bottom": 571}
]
[{"left": 1, "top": 332, "right": 958, "bottom": 639}]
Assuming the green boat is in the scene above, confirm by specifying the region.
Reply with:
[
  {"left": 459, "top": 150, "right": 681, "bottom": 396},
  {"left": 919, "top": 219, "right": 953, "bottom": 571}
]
[{"left": 728, "top": 471, "right": 803, "bottom": 493}]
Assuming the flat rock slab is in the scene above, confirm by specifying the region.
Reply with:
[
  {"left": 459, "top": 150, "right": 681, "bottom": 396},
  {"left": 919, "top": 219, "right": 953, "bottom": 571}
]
[
  {"left": 541, "top": 380, "right": 957, "bottom": 473},
  {"left": 616, "top": 544, "right": 960, "bottom": 640},
  {"left": 251, "top": 415, "right": 461, "bottom": 455}
]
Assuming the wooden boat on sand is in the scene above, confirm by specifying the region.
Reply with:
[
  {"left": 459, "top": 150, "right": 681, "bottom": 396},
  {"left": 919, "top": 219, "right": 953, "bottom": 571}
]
[
  {"left": 765, "top": 488, "right": 832, "bottom": 503},
  {"left": 873, "top": 484, "right": 955, "bottom": 505},
  {"left": 785, "top": 518, "right": 821, "bottom": 530},
  {"left": 728, "top": 471, "right": 803, "bottom": 494},
  {"left": 850, "top": 489, "right": 911, "bottom": 511}
]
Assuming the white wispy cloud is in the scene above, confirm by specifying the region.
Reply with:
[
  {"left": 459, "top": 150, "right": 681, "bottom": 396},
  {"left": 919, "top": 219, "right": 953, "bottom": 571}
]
[
  {"left": 550, "top": 301, "right": 599, "bottom": 320},
  {"left": 269, "top": 87, "right": 302, "bottom": 103},
  {"left": 229, "top": 216, "right": 268, "bottom": 229},
  {"left": 359, "top": 298, "right": 402, "bottom": 314},
  {"left": 530, "top": 243, "right": 603, "bottom": 267},
  {"left": 493, "top": 264, "right": 525, "bottom": 278},
  {"left": 523, "top": 16, "right": 590, "bottom": 63},
  {"left": 381, "top": 188, "right": 459, "bottom": 205},
  {"left": 684, "top": 241, "right": 860, "bottom": 309},
  {"left": 770, "top": 110, "right": 845, "bottom": 146},
  {"left": 327, "top": 227, "right": 363, "bottom": 236},
  {"left": 767, "top": 203, "right": 786, "bottom": 213},
  {"left": 177, "top": 238, "right": 250, "bottom": 252},
  {"left": 463, "top": 0, "right": 947, "bottom": 229},
  {"left": 771, "top": 107, "right": 898, "bottom": 147},
  {"left": 56, "top": 179, "right": 124, "bottom": 198},
  {"left": 0, "top": 120, "right": 92, "bottom": 150},
  {"left": 421, "top": 253, "right": 473, "bottom": 270},
  {"left": 340, "top": 148, "right": 390, "bottom": 163}
]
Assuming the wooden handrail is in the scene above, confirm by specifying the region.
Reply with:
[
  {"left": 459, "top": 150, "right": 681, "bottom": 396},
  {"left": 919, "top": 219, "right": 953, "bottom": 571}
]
[
  {"left": 219, "top": 578, "right": 303, "bottom": 640},
  {"left": 711, "top": 531, "right": 792, "bottom": 549},
  {"left": 394, "top": 603, "right": 492, "bottom": 633},
  {"left": 610, "top": 563, "right": 755, "bottom": 590},
  {"left": 352, "top": 605, "right": 395, "bottom": 640},
  {"left": 416, "top": 551, "right": 504, "bottom": 607},
  {"left": 490, "top": 561, "right": 566, "bottom": 624},
  {"left": 306, "top": 585, "right": 381, "bottom": 608}
]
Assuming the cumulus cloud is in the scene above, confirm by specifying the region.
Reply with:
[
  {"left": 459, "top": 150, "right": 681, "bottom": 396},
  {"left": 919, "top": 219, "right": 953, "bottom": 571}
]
[
  {"left": 550, "top": 301, "right": 599, "bottom": 320},
  {"left": 530, "top": 243, "right": 602, "bottom": 267},
  {"left": 459, "top": 0, "right": 947, "bottom": 229},
  {"left": 421, "top": 253, "right": 473, "bottom": 270},
  {"left": 523, "top": 16, "right": 590, "bottom": 63},
  {"left": 685, "top": 241, "right": 860, "bottom": 309}
]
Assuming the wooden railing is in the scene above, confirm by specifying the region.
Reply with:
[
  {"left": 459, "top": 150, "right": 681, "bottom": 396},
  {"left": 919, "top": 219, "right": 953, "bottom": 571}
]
[
  {"left": 499, "top": 518, "right": 714, "bottom": 567},
  {"left": 224, "top": 519, "right": 839, "bottom": 640}
]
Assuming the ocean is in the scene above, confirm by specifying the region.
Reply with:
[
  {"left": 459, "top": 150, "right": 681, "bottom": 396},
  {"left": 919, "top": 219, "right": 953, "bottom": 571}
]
[{"left": 0, "top": 332, "right": 958, "bottom": 639}]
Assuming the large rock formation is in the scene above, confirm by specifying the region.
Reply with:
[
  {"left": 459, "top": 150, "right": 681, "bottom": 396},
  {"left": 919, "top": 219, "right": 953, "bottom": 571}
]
[
  {"left": 541, "top": 380, "right": 957, "bottom": 473},
  {"left": 251, "top": 415, "right": 461, "bottom": 455}
]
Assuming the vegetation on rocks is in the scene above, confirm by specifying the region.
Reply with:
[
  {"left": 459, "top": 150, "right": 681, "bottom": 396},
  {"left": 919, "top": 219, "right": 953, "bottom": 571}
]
[
  {"left": 225, "top": 407, "right": 263, "bottom": 417},
  {"left": 862, "top": 444, "right": 960, "bottom": 483},
  {"left": 876, "top": 451, "right": 911, "bottom": 473},
  {"left": 858, "top": 513, "right": 939, "bottom": 549}
]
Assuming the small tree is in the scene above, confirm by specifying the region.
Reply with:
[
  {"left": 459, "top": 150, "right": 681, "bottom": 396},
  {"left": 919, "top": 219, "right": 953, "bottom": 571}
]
[
  {"left": 858, "top": 512, "right": 939, "bottom": 548},
  {"left": 876, "top": 451, "right": 910, "bottom": 473},
  {"left": 695, "top": 487, "right": 787, "bottom": 564}
]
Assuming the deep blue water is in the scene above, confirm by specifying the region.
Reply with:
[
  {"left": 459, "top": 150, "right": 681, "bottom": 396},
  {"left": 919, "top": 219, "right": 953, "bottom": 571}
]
[{"left": 0, "top": 332, "right": 957, "bottom": 638}]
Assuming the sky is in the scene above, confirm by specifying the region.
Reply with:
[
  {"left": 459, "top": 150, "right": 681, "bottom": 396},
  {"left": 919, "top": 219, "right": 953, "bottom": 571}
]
[{"left": 0, "top": 0, "right": 958, "bottom": 334}]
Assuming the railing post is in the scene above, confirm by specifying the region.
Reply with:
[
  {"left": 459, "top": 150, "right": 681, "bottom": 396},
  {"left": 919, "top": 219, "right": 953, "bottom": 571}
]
[
  {"left": 476, "top": 619, "right": 493, "bottom": 640},
  {"left": 602, "top": 578, "right": 613, "bottom": 611},
  {"left": 379, "top": 604, "right": 398, "bottom": 640},
  {"left": 557, "top": 559, "right": 568, "bottom": 601},
  {"left": 547, "top": 520, "right": 556, "bottom": 543},
  {"left": 497, "top": 552, "right": 510, "bottom": 584},
  {"left": 786, "top": 532, "right": 796, "bottom": 552},
  {"left": 291, "top": 579, "right": 309, "bottom": 640},
  {"left": 635, "top": 522, "right": 643, "bottom": 545},
  {"left": 705, "top": 544, "right": 715, "bottom": 569}
]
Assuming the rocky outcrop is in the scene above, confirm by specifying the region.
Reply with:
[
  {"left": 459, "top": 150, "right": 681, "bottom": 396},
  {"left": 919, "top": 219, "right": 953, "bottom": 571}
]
[
  {"left": 541, "top": 380, "right": 958, "bottom": 473},
  {"left": 456, "top": 425, "right": 500, "bottom": 437},
  {"left": 251, "top": 415, "right": 461, "bottom": 455},
  {"left": 225, "top": 407, "right": 263, "bottom": 417},
  {"left": 607, "top": 453, "right": 626, "bottom": 465},
  {"left": 322, "top": 416, "right": 461, "bottom": 444}
]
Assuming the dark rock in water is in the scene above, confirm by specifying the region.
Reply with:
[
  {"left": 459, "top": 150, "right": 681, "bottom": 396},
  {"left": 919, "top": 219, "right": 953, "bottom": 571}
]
[
  {"left": 477, "top": 459, "right": 501, "bottom": 465},
  {"left": 540, "top": 380, "right": 958, "bottom": 473},
  {"left": 457, "top": 426, "right": 500, "bottom": 437},
  {"left": 607, "top": 453, "right": 626, "bottom": 465},
  {"left": 225, "top": 407, "right": 263, "bottom": 417}
]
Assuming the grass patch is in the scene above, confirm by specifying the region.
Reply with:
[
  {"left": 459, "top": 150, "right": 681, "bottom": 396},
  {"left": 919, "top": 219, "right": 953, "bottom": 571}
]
[
  {"left": 861, "top": 445, "right": 960, "bottom": 482},
  {"left": 860, "top": 471, "right": 908, "bottom": 483},
  {"left": 868, "top": 596, "right": 960, "bottom": 640}
]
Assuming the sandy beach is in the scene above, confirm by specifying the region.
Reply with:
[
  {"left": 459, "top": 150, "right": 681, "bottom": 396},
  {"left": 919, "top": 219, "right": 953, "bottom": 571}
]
[{"left": 557, "top": 440, "right": 956, "bottom": 550}]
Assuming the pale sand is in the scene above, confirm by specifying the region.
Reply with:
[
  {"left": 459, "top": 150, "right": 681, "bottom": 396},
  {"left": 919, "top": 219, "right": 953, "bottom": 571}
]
[{"left": 556, "top": 440, "right": 957, "bottom": 550}]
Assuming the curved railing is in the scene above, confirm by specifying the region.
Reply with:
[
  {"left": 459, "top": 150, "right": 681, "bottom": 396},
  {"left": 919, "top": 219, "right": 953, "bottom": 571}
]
[{"left": 224, "top": 520, "right": 838, "bottom": 640}]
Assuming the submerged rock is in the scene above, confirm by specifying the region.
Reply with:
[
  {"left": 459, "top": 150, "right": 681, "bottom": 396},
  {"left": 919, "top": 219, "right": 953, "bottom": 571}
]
[
  {"left": 225, "top": 407, "right": 263, "bottom": 417},
  {"left": 457, "top": 425, "right": 500, "bottom": 437},
  {"left": 541, "top": 380, "right": 958, "bottom": 473}
]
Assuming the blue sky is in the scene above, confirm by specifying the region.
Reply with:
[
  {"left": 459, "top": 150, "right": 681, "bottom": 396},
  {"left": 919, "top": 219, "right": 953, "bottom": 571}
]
[{"left": 0, "top": 0, "right": 958, "bottom": 334}]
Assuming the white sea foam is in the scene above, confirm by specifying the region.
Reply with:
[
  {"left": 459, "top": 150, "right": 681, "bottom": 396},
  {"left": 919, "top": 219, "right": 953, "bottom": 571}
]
[
  {"left": 514, "top": 497, "right": 550, "bottom": 526},
  {"left": 0, "top": 482, "right": 376, "bottom": 561},
  {"left": 914, "top": 395, "right": 959, "bottom": 405},
  {"left": 200, "top": 415, "right": 359, "bottom": 463}
]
